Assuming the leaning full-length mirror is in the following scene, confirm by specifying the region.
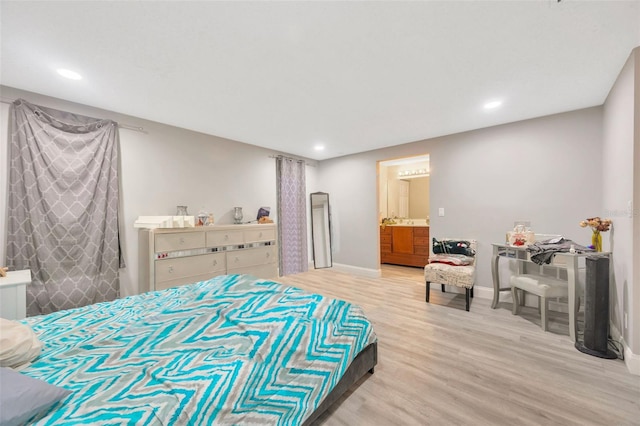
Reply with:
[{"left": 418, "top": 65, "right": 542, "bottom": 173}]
[{"left": 310, "top": 192, "right": 332, "bottom": 269}]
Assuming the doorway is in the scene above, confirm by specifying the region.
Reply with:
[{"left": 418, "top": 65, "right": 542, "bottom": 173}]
[{"left": 377, "top": 154, "right": 430, "bottom": 271}]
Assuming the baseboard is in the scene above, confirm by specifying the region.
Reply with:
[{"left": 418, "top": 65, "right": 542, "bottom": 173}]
[
  {"left": 610, "top": 323, "right": 640, "bottom": 376},
  {"left": 471, "top": 285, "right": 493, "bottom": 300},
  {"left": 330, "top": 263, "right": 381, "bottom": 278}
]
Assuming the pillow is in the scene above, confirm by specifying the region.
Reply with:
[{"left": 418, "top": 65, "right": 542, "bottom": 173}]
[
  {"left": 0, "top": 368, "right": 70, "bottom": 426},
  {"left": 428, "top": 254, "right": 474, "bottom": 266},
  {"left": 432, "top": 238, "right": 475, "bottom": 257},
  {"left": 0, "top": 318, "right": 43, "bottom": 368}
]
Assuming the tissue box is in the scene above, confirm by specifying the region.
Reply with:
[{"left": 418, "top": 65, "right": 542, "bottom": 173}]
[
  {"left": 134, "top": 215, "right": 195, "bottom": 229},
  {"left": 172, "top": 216, "right": 195, "bottom": 228},
  {"left": 134, "top": 216, "right": 173, "bottom": 229}
]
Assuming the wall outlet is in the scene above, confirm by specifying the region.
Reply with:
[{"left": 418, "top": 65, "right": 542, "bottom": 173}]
[{"left": 438, "top": 207, "right": 445, "bottom": 217}]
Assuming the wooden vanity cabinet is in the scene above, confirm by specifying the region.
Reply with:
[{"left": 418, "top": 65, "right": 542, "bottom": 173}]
[{"left": 380, "top": 226, "right": 430, "bottom": 267}]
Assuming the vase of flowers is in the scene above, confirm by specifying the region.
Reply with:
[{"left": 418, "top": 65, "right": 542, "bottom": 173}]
[{"left": 579, "top": 217, "right": 612, "bottom": 252}]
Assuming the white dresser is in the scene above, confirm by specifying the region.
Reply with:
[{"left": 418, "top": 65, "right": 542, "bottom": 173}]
[
  {"left": 0, "top": 270, "right": 31, "bottom": 320},
  {"left": 139, "top": 224, "right": 278, "bottom": 293}
]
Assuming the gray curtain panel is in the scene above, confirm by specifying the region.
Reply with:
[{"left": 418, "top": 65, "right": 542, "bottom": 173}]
[
  {"left": 7, "top": 99, "right": 123, "bottom": 316},
  {"left": 276, "top": 157, "right": 308, "bottom": 276}
]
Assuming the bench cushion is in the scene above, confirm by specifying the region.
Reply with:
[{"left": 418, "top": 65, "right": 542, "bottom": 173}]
[{"left": 509, "top": 274, "right": 569, "bottom": 298}]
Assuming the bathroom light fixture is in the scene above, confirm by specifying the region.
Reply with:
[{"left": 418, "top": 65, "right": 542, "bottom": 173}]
[
  {"left": 483, "top": 100, "right": 502, "bottom": 110},
  {"left": 398, "top": 168, "right": 429, "bottom": 178},
  {"left": 314, "top": 145, "right": 325, "bottom": 151},
  {"left": 57, "top": 68, "right": 82, "bottom": 80}
]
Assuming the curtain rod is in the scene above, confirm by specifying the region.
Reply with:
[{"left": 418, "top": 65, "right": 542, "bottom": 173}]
[
  {"left": 0, "top": 97, "right": 146, "bottom": 133},
  {"left": 269, "top": 154, "right": 316, "bottom": 167}
]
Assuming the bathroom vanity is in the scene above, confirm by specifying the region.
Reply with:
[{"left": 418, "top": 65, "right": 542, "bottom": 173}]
[{"left": 380, "top": 225, "right": 430, "bottom": 267}]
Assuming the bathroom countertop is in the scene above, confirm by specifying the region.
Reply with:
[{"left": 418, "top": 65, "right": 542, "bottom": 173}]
[{"left": 381, "top": 223, "right": 429, "bottom": 227}]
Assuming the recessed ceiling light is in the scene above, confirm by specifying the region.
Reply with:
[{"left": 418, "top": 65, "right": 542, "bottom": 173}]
[
  {"left": 314, "top": 145, "right": 325, "bottom": 151},
  {"left": 483, "top": 100, "right": 502, "bottom": 110},
  {"left": 57, "top": 68, "right": 82, "bottom": 80}
]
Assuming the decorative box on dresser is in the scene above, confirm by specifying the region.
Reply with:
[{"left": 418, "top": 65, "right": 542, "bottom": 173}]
[
  {"left": 139, "top": 223, "right": 278, "bottom": 293},
  {"left": 380, "top": 225, "right": 430, "bottom": 267}
]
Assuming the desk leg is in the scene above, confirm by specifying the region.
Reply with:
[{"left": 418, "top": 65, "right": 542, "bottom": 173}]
[
  {"left": 566, "top": 255, "right": 579, "bottom": 342},
  {"left": 491, "top": 251, "right": 500, "bottom": 309}
]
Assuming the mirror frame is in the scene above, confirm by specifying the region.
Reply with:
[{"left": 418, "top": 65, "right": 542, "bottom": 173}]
[{"left": 310, "top": 192, "right": 332, "bottom": 269}]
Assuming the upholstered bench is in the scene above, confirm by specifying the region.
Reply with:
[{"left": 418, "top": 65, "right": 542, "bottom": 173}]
[
  {"left": 424, "top": 239, "right": 476, "bottom": 311},
  {"left": 510, "top": 274, "right": 569, "bottom": 331}
]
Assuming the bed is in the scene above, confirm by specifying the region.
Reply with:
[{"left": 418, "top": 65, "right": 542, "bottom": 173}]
[{"left": 5, "top": 274, "right": 377, "bottom": 425}]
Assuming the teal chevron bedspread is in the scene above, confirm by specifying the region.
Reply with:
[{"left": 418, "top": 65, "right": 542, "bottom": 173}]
[{"left": 20, "top": 274, "right": 377, "bottom": 425}]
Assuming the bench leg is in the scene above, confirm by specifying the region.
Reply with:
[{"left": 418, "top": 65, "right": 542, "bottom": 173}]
[
  {"left": 470, "top": 287, "right": 474, "bottom": 298},
  {"left": 541, "top": 297, "right": 548, "bottom": 331},
  {"left": 426, "top": 281, "right": 431, "bottom": 303},
  {"left": 441, "top": 284, "right": 445, "bottom": 292},
  {"left": 511, "top": 286, "right": 519, "bottom": 315},
  {"left": 538, "top": 295, "right": 541, "bottom": 314},
  {"left": 465, "top": 288, "right": 470, "bottom": 311}
]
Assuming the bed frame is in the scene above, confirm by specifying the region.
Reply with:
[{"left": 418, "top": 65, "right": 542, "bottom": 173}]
[{"left": 303, "top": 342, "right": 378, "bottom": 425}]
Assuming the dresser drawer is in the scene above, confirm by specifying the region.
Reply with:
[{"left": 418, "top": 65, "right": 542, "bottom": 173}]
[
  {"left": 414, "top": 227, "right": 430, "bottom": 237},
  {"left": 414, "top": 246, "right": 430, "bottom": 255},
  {"left": 226, "top": 246, "right": 276, "bottom": 269},
  {"left": 380, "top": 244, "right": 392, "bottom": 254},
  {"left": 155, "top": 232, "right": 205, "bottom": 253},
  {"left": 380, "top": 234, "right": 392, "bottom": 244},
  {"left": 155, "top": 252, "right": 226, "bottom": 284},
  {"left": 414, "top": 237, "right": 430, "bottom": 247},
  {"left": 244, "top": 227, "right": 276, "bottom": 243},
  {"left": 206, "top": 230, "right": 244, "bottom": 247}
]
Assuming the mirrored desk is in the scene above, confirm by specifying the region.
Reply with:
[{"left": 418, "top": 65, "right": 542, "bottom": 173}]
[{"left": 491, "top": 243, "right": 610, "bottom": 342}]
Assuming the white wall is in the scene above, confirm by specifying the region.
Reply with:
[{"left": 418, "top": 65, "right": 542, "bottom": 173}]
[
  {"left": 378, "top": 164, "right": 388, "bottom": 219},
  {"left": 634, "top": 48, "right": 640, "bottom": 369},
  {"left": 0, "top": 86, "right": 318, "bottom": 297},
  {"left": 603, "top": 46, "right": 639, "bottom": 360},
  {"left": 635, "top": 48, "right": 640, "bottom": 367},
  {"left": 0, "top": 102, "right": 9, "bottom": 268},
  {"left": 317, "top": 107, "right": 603, "bottom": 290}
]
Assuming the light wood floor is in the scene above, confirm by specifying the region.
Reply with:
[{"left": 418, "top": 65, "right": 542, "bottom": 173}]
[{"left": 278, "top": 265, "right": 640, "bottom": 426}]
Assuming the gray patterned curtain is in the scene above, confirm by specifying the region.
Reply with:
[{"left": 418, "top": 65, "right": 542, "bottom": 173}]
[
  {"left": 276, "top": 156, "right": 308, "bottom": 276},
  {"left": 7, "top": 99, "right": 123, "bottom": 316}
]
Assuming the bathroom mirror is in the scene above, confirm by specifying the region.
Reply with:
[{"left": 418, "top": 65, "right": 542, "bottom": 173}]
[
  {"left": 310, "top": 192, "right": 332, "bottom": 269},
  {"left": 378, "top": 155, "right": 430, "bottom": 220}
]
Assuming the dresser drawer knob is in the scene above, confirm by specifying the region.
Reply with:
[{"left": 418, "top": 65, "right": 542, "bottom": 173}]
[
  {"left": 168, "top": 266, "right": 174, "bottom": 273},
  {"left": 234, "top": 257, "right": 239, "bottom": 263},
  {"left": 212, "top": 260, "right": 217, "bottom": 266},
  {"left": 266, "top": 252, "right": 270, "bottom": 258},
  {"left": 259, "top": 232, "right": 263, "bottom": 238},
  {"left": 179, "top": 237, "right": 185, "bottom": 244},
  {"left": 224, "top": 235, "right": 229, "bottom": 241}
]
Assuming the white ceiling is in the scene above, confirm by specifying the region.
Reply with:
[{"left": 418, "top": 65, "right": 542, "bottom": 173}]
[{"left": 1, "top": 1, "right": 639, "bottom": 161}]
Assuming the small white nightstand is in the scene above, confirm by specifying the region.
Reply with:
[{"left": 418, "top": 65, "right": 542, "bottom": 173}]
[{"left": 0, "top": 270, "right": 31, "bottom": 320}]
